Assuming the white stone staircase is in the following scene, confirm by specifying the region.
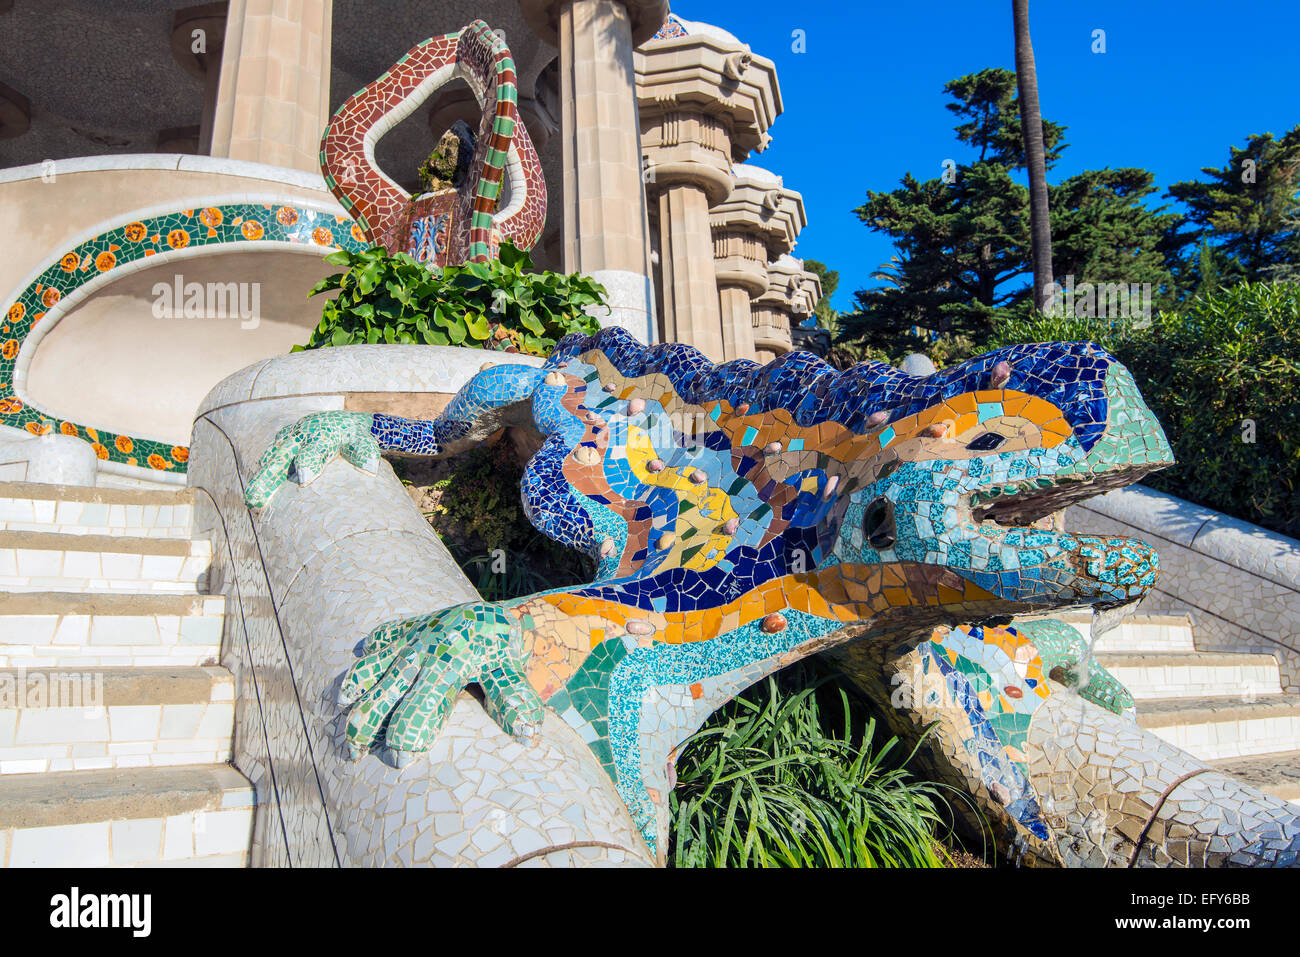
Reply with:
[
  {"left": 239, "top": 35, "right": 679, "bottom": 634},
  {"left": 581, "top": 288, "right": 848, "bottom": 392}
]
[
  {"left": 1053, "top": 611, "right": 1300, "bottom": 806},
  {"left": 0, "top": 481, "right": 252, "bottom": 867}
]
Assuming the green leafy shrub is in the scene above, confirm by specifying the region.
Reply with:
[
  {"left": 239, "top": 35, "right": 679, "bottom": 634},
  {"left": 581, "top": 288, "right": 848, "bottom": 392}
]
[
  {"left": 990, "top": 282, "right": 1299, "bottom": 537},
  {"left": 669, "top": 660, "right": 954, "bottom": 868},
  {"left": 302, "top": 242, "right": 605, "bottom": 356}
]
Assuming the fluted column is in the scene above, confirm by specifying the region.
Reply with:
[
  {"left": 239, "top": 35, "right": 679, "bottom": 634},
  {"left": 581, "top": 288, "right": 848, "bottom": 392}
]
[
  {"left": 207, "top": 0, "right": 332, "bottom": 172},
  {"left": 636, "top": 29, "right": 780, "bottom": 362},
  {"left": 654, "top": 180, "right": 725, "bottom": 357},
  {"left": 710, "top": 164, "right": 804, "bottom": 361},
  {"left": 521, "top": 0, "right": 666, "bottom": 342}
]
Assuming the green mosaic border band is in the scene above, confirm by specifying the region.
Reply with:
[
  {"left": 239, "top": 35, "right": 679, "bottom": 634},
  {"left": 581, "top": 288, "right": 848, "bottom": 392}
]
[{"left": 1, "top": 202, "right": 367, "bottom": 474}]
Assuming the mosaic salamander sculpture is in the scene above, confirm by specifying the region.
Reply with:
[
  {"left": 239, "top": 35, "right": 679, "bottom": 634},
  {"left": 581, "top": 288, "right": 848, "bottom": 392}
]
[
  {"left": 244, "top": 328, "right": 1300, "bottom": 865},
  {"left": 320, "top": 19, "right": 546, "bottom": 267}
]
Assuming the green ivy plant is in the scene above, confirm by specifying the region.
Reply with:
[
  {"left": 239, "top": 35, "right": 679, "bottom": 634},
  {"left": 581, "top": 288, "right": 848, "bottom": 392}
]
[{"left": 300, "top": 241, "right": 606, "bottom": 356}]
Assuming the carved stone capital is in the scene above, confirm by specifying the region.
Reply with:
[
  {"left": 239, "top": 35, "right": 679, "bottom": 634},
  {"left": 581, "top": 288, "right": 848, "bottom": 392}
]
[
  {"left": 634, "top": 32, "right": 781, "bottom": 163},
  {"left": 171, "top": 1, "right": 228, "bottom": 79},
  {"left": 640, "top": 106, "right": 733, "bottom": 204},
  {"left": 709, "top": 164, "right": 806, "bottom": 260}
]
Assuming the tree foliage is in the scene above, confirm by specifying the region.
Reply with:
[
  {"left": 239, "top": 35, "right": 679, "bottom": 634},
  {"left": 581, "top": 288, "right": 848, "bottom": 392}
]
[
  {"left": 1165, "top": 125, "right": 1300, "bottom": 282},
  {"left": 990, "top": 283, "right": 1300, "bottom": 537},
  {"left": 833, "top": 68, "right": 1285, "bottom": 365},
  {"left": 802, "top": 258, "right": 840, "bottom": 334}
]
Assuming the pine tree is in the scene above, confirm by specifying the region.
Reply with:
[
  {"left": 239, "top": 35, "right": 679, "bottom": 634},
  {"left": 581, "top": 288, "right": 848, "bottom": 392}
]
[
  {"left": 1049, "top": 168, "right": 1178, "bottom": 304},
  {"left": 837, "top": 69, "right": 1186, "bottom": 363},
  {"left": 1166, "top": 125, "right": 1300, "bottom": 281}
]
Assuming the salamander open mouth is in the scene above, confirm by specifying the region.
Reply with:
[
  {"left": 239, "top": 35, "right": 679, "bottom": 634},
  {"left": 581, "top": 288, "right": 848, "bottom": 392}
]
[
  {"left": 958, "top": 463, "right": 1165, "bottom": 604},
  {"left": 969, "top": 463, "right": 1165, "bottom": 529}
]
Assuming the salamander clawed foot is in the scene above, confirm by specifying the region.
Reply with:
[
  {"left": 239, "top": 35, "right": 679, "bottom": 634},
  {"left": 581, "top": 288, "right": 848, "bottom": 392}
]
[
  {"left": 338, "top": 603, "right": 546, "bottom": 763},
  {"left": 244, "top": 411, "right": 379, "bottom": 508}
]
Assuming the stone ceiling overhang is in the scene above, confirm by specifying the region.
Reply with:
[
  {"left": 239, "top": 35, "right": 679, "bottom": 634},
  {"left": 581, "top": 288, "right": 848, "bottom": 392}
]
[{"left": 520, "top": 0, "right": 669, "bottom": 47}]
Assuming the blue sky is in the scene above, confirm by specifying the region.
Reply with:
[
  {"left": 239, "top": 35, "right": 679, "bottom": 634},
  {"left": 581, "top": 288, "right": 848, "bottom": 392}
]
[{"left": 675, "top": 0, "right": 1300, "bottom": 312}]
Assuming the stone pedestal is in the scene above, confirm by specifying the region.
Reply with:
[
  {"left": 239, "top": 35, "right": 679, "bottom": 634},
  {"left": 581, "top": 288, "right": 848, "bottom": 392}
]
[{"left": 208, "top": 0, "right": 332, "bottom": 173}]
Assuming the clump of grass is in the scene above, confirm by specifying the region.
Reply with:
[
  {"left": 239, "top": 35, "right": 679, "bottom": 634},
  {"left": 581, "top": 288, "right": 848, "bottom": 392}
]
[{"left": 669, "top": 660, "right": 954, "bottom": 868}]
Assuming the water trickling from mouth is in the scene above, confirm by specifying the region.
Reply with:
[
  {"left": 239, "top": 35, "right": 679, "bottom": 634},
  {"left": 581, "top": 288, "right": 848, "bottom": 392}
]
[{"left": 1079, "top": 600, "right": 1138, "bottom": 692}]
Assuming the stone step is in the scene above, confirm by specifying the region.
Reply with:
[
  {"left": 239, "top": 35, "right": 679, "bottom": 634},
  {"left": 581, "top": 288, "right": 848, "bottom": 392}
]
[
  {"left": 1210, "top": 751, "right": 1300, "bottom": 807},
  {"left": 0, "top": 592, "right": 224, "bottom": 668},
  {"left": 1024, "top": 611, "right": 1195, "bottom": 653},
  {"left": 0, "top": 482, "right": 194, "bottom": 538},
  {"left": 1096, "top": 651, "right": 1282, "bottom": 700},
  {"left": 1136, "top": 694, "right": 1300, "bottom": 761},
  {"left": 0, "top": 531, "right": 209, "bottom": 594},
  {"left": 0, "top": 665, "right": 234, "bottom": 774},
  {"left": 0, "top": 763, "right": 252, "bottom": 867}
]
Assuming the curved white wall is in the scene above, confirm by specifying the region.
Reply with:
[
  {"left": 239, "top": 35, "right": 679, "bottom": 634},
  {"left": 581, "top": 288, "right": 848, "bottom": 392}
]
[
  {"left": 24, "top": 249, "right": 337, "bottom": 446},
  {"left": 0, "top": 156, "right": 352, "bottom": 484}
]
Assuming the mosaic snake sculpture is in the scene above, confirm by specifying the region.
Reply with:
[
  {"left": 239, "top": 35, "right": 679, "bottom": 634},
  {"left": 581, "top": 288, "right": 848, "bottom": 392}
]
[
  {"left": 245, "top": 328, "right": 1300, "bottom": 866},
  {"left": 320, "top": 19, "right": 546, "bottom": 265}
]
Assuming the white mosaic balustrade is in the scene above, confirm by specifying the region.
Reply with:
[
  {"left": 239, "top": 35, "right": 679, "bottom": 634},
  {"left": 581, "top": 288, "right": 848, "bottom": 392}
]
[
  {"left": 1067, "top": 485, "right": 1300, "bottom": 693},
  {"left": 1027, "top": 692, "right": 1300, "bottom": 867},
  {"left": 188, "top": 345, "right": 653, "bottom": 867}
]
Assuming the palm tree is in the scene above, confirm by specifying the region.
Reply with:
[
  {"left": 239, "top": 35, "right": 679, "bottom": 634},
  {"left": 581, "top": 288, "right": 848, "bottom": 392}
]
[{"left": 1013, "top": 0, "right": 1054, "bottom": 311}]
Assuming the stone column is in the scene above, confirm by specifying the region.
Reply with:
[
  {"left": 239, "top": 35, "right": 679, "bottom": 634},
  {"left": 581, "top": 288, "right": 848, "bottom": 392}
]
[
  {"left": 636, "top": 29, "right": 780, "bottom": 361},
  {"left": 710, "top": 164, "right": 804, "bottom": 361},
  {"left": 207, "top": 0, "right": 332, "bottom": 173},
  {"left": 797, "top": 266, "right": 824, "bottom": 336},
  {"left": 647, "top": 144, "right": 729, "bottom": 359},
  {"left": 753, "top": 255, "right": 812, "bottom": 363},
  {"left": 171, "top": 3, "right": 229, "bottom": 156},
  {"left": 521, "top": 0, "right": 667, "bottom": 343}
]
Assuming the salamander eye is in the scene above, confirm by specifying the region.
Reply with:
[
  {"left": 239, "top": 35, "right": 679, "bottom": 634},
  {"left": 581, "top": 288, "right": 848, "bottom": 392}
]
[
  {"left": 863, "top": 496, "right": 896, "bottom": 550},
  {"left": 966, "top": 432, "right": 1007, "bottom": 452}
]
